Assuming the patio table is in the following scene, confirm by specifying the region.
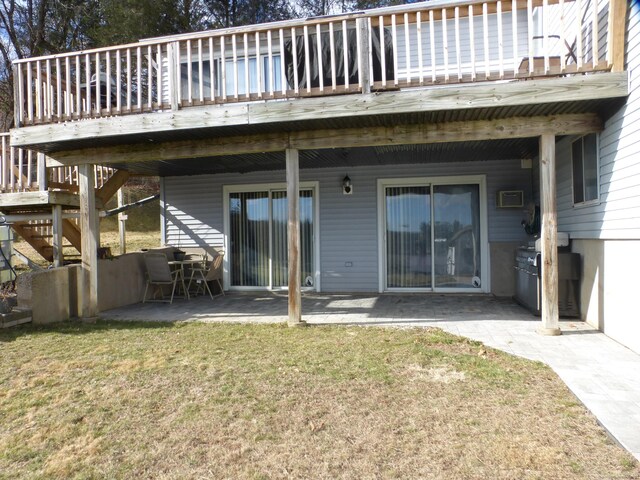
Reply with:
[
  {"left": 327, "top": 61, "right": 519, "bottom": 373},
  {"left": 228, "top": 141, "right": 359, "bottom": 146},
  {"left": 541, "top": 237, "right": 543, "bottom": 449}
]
[{"left": 168, "top": 259, "right": 204, "bottom": 299}]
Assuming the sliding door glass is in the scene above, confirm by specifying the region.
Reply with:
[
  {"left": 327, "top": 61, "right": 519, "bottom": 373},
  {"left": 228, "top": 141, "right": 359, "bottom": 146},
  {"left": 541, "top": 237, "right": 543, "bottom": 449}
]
[
  {"left": 229, "top": 188, "right": 314, "bottom": 288},
  {"left": 385, "top": 186, "right": 431, "bottom": 288},
  {"left": 433, "top": 185, "right": 481, "bottom": 288},
  {"left": 272, "top": 190, "right": 314, "bottom": 287},
  {"left": 229, "top": 191, "right": 269, "bottom": 286}
]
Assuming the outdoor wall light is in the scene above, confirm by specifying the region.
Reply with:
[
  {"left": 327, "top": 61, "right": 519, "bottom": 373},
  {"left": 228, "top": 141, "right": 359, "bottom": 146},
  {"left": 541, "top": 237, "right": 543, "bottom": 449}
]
[{"left": 342, "top": 175, "right": 353, "bottom": 195}]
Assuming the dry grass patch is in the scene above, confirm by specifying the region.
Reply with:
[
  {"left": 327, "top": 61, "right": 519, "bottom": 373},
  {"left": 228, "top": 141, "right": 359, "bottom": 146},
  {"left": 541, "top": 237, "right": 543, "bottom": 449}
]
[
  {"left": 1, "top": 322, "right": 638, "bottom": 480},
  {"left": 12, "top": 230, "right": 160, "bottom": 271}
]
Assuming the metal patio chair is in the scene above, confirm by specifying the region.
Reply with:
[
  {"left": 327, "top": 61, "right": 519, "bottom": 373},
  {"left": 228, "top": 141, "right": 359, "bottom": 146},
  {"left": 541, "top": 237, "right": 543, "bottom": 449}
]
[
  {"left": 187, "top": 252, "right": 225, "bottom": 299},
  {"left": 143, "top": 253, "right": 185, "bottom": 303}
]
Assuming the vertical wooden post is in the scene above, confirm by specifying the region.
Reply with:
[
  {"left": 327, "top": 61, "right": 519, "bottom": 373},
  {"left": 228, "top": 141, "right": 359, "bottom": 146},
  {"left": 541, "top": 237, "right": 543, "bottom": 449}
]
[
  {"left": 538, "top": 134, "right": 561, "bottom": 336},
  {"left": 12, "top": 64, "right": 22, "bottom": 128},
  {"left": 118, "top": 188, "right": 126, "bottom": 255},
  {"left": 607, "top": 0, "right": 627, "bottom": 72},
  {"left": 286, "top": 148, "right": 304, "bottom": 327},
  {"left": 168, "top": 42, "right": 180, "bottom": 111},
  {"left": 37, "top": 153, "right": 47, "bottom": 191},
  {"left": 51, "top": 204, "right": 64, "bottom": 268},
  {"left": 357, "top": 17, "right": 371, "bottom": 94},
  {"left": 79, "top": 164, "right": 99, "bottom": 319}
]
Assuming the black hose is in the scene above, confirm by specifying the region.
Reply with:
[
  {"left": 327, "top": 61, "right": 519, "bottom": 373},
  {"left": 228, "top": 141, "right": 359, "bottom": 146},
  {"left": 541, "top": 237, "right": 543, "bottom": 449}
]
[
  {"left": 0, "top": 241, "right": 17, "bottom": 282},
  {"left": 0, "top": 221, "right": 17, "bottom": 282}
]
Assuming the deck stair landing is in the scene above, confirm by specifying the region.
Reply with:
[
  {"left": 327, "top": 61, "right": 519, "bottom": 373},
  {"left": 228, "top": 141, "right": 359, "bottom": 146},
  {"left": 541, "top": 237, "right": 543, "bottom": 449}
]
[{"left": 1, "top": 133, "right": 128, "bottom": 263}]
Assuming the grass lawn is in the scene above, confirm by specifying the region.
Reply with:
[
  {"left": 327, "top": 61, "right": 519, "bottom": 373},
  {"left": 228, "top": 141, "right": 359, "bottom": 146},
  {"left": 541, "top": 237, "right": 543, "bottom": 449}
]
[{"left": 1, "top": 322, "right": 638, "bottom": 479}]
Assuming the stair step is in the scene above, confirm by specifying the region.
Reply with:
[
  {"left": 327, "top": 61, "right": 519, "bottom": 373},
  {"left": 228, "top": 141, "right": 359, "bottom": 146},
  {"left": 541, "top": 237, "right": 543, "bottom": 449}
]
[
  {"left": 30, "top": 234, "right": 53, "bottom": 239},
  {"left": 41, "top": 244, "right": 77, "bottom": 249},
  {"left": 21, "top": 222, "right": 53, "bottom": 228}
]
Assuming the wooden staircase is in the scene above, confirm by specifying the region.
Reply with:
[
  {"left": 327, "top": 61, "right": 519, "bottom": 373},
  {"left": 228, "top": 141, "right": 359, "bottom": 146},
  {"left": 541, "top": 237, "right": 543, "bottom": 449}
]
[
  {"left": 11, "top": 219, "right": 83, "bottom": 262},
  {"left": 1, "top": 132, "right": 129, "bottom": 264}
]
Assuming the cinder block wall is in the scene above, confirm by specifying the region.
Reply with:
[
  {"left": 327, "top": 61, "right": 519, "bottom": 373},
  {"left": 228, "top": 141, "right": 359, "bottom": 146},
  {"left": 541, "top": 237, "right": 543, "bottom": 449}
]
[
  {"left": 17, "top": 266, "right": 79, "bottom": 324},
  {"left": 16, "top": 246, "right": 181, "bottom": 323}
]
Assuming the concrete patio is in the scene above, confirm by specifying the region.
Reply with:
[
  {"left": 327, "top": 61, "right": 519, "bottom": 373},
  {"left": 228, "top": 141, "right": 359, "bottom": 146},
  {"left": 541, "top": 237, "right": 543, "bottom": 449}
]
[{"left": 101, "top": 292, "right": 640, "bottom": 461}]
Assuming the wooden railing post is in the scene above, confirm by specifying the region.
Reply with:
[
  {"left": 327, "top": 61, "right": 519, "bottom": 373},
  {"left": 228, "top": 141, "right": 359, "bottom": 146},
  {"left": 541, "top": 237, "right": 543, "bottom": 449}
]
[
  {"left": 51, "top": 204, "right": 64, "bottom": 268},
  {"left": 37, "top": 153, "right": 47, "bottom": 191},
  {"left": 12, "top": 64, "right": 22, "bottom": 128},
  {"left": 356, "top": 17, "right": 371, "bottom": 94},
  {"left": 607, "top": 0, "right": 627, "bottom": 72},
  {"left": 168, "top": 41, "right": 181, "bottom": 110}
]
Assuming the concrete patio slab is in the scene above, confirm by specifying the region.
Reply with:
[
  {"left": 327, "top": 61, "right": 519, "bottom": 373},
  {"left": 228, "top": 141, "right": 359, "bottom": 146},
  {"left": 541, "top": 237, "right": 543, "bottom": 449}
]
[{"left": 101, "top": 292, "right": 640, "bottom": 460}]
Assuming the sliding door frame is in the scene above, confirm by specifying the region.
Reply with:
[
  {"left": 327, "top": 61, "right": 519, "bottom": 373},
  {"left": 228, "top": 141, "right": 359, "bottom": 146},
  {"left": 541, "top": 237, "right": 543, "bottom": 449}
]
[
  {"left": 223, "top": 181, "right": 320, "bottom": 292},
  {"left": 377, "top": 175, "right": 489, "bottom": 293}
]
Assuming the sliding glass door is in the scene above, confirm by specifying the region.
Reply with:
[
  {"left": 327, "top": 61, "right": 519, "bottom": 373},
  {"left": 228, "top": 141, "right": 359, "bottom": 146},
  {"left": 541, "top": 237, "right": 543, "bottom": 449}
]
[
  {"left": 271, "top": 190, "right": 315, "bottom": 287},
  {"left": 433, "top": 185, "right": 481, "bottom": 288},
  {"left": 381, "top": 177, "right": 485, "bottom": 292},
  {"left": 385, "top": 186, "right": 431, "bottom": 288},
  {"left": 228, "top": 186, "right": 316, "bottom": 289}
]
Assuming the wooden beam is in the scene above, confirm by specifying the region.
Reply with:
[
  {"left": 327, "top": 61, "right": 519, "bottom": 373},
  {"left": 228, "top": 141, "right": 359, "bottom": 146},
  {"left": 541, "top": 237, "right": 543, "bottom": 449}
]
[
  {"left": 607, "top": 0, "right": 627, "bottom": 72},
  {"left": 47, "top": 113, "right": 603, "bottom": 167},
  {"left": 37, "top": 153, "right": 47, "bottom": 191},
  {"left": 96, "top": 169, "right": 130, "bottom": 204},
  {"left": 47, "top": 181, "right": 79, "bottom": 193},
  {"left": 62, "top": 218, "right": 82, "bottom": 252},
  {"left": 0, "top": 190, "right": 103, "bottom": 209},
  {"left": 13, "top": 72, "right": 627, "bottom": 150},
  {"left": 51, "top": 204, "right": 64, "bottom": 267},
  {"left": 286, "top": 148, "right": 303, "bottom": 327},
  {"left": 538, "top": 133, "right": 560, "bottom": 336},
  {"left": 78, "top": 164, "right": 99, "bottom": 319}
]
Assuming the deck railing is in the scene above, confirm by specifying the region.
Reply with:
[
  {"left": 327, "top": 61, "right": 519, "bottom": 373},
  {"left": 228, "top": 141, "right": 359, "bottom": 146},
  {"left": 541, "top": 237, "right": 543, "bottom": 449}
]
[
  {"left": 0, "top": 132, "right": 114, "bottom": 193},
  {"left": 12, "top": 0, "right": 617, "bottom": 127}
]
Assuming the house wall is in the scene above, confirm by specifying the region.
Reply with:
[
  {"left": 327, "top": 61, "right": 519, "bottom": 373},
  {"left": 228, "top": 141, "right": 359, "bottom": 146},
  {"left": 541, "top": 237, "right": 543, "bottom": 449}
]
[
  {"left": 550, "top": 3, "right": 640, "bottom": 353},
  {"left": 572, "top": 239, "right": 640, "bottom": 354},
  {"left": 163, "top": 158, "right": 531, "bottom": 294}
]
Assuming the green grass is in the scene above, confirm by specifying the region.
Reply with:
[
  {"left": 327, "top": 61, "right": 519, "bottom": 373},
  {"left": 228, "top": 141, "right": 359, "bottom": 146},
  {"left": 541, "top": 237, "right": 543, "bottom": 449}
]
[{"left": 1, "top": 322, "right": 638, "bottom": 479}]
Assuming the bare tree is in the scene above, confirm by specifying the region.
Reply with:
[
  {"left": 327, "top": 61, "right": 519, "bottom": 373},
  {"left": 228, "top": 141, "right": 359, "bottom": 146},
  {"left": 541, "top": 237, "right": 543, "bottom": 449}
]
[{"left": 0, "top": 0, "right": 94, "bottom": 129}]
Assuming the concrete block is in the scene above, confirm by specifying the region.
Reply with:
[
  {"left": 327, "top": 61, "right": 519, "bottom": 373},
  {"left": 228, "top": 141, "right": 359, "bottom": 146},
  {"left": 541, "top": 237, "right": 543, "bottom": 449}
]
[{"left": 16, "top": 267, "right": 72, "bottom": 324}]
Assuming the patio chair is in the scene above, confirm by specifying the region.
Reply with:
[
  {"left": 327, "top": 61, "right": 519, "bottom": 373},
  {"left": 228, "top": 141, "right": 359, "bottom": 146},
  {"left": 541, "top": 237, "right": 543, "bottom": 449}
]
[
  {"left": 187, "top": 252, "right": 225, "bottom": 299},
  {"left": 143, "top": 253, "right": 184, "bottom": 304}
]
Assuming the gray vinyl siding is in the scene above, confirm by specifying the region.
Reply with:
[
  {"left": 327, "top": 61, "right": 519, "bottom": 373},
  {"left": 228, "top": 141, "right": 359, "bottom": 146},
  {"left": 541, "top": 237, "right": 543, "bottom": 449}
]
[
  {"left": 557, "top": 2, "right": 640, "bottom": 239},
  {"left": 394, "top": 11, "right": 529, "bottom": 78},
  {"left": 163, "top": 158, "right": 530, "bottom": 292}
]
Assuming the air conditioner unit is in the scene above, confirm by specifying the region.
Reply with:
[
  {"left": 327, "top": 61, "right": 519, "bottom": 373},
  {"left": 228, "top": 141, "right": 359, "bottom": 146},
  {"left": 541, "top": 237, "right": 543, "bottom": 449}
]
[{"left": 496, "top": 190, "right": 524, "bottom": 208}]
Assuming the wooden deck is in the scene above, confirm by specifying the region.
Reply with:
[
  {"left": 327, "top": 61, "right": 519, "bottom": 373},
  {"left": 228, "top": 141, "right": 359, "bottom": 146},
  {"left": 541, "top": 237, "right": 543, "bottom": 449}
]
[{"left": 10, "top": 0, "right": 625, "bottom": 134}]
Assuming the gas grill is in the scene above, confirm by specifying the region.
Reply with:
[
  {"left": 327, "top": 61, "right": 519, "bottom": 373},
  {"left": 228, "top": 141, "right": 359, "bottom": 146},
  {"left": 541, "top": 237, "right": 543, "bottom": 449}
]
[{"left": 514, "top": 244, "right": 580, "bottom": 317}]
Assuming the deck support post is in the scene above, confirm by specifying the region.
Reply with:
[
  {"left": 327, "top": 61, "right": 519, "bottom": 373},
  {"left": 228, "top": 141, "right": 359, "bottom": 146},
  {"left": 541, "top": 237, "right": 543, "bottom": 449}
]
[
  {"left": 117, "top": 188, "right": 126, "bottom": 255},
  {"left": 51, "top": 204, "right": 64, "bottom": 268},
  {"left": 36, "top": 153, "right": 47, "bottom": 191},
  {"left": 78, "top": 164, "right": 99, "bottom": 320},
  {"left": 538, "top": 134, "right": 561, "bottom": 336},
  {"left": 286, "top": 148, "right": 304, "bottom": 327}
]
